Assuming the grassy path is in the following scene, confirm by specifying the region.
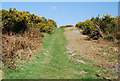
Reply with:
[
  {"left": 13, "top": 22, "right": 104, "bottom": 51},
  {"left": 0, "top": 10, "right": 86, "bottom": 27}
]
[{"left": 4, "top": 28, "right": 117, "bottom": 79}]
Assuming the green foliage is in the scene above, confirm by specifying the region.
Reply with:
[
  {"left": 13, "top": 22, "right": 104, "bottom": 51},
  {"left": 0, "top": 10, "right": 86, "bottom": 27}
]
[
  {"left": 2, "top": 8, "right": 57, "bottom": 34},
  {"left": 60, "top": 25, "right": 74, "bottom": 28},
  {"left": 76, "top": 20, "right": 101, "bottom": 39},
  {"left": 37, "top": 19, "right": 57, "bottom": 33},
  {"left": 76, "top": 15, "right": 119, "bottom": 40}
]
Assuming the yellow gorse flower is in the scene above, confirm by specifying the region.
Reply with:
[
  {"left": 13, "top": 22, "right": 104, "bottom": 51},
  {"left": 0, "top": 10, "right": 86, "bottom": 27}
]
[{"left": 103, "top": 14, "right": 112, "bottom": 18}]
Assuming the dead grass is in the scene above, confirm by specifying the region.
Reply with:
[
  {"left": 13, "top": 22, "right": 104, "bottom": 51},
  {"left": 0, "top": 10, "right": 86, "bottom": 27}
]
[
  {"left": 2, "top": 28, "right": 42, "bottom": 70},
  {"left": 64, "top": 27, "right": 118, "bottom": 74}
]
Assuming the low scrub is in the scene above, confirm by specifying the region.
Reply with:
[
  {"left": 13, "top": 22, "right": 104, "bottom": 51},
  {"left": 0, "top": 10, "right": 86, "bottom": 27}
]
[
  {"left": 60, "top": 25, "right": 74, "bottom": 28},
  {"left": 2, "top": 28, "right": 42, "bottom": 70},
  {"left": 76, "top": 15, "right": 120, "bottom": 41},
  {"left": 1, "top": 8, "right": 57, "bottom": 34},
  {"left": 1, "top": 8, "right": 57, "bottom": 70}
]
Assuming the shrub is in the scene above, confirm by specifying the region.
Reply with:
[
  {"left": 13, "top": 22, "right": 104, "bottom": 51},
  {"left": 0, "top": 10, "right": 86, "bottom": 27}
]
[
  {"left": 1, "top": 8, "right": 57, "bottom": 70},
  {"left": 76, "top": 15, "right": 119, "bottom": 41},
  {"left": 76, "top": 20, "right": 101, "bottom": 39},
  {"left": 2, "top": 8, "right": 57, "bottom": 34},
  {"left": 60, "top": 25, "right": 74, "bottom": 28}
]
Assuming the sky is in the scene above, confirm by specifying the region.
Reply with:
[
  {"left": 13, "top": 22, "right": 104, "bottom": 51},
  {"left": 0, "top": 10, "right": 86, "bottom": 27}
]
[
  {"left": 1, "top": 0, "right": 120, "bottom": 2},
  {"left": 2, "top": 2, "right": 118, "bottom": 26}
]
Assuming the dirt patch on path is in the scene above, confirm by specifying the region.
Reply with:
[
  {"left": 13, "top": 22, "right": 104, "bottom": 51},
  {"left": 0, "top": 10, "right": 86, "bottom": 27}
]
[
  {"left": 0, "top": 70, "right": 2, "bottom": 80},
  {"left": 64, "top": 27, "right": 118, "bottom": 74}
]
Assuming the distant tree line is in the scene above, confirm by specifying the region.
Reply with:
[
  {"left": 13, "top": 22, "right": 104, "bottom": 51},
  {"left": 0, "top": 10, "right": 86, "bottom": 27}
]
[{"left": 75, "top": 15, "right": 120, "bottom": 41}]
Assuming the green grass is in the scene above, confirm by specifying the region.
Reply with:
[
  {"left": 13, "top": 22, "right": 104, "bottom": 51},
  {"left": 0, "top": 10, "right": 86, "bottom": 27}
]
[{"left": 3, "top": 28, "right": 117, "bottom": 79}]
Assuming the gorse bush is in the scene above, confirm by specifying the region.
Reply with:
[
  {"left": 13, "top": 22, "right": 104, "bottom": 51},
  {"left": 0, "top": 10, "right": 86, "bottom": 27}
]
[
  {"left": 60, "top": 25, "right": 74, "bottom": 28},
  {"left": 76, "top": 20, "right": 101, "bottom": 40},
  {"left": 37, "top": 19, "right": 57, "bottom": 33},
  {"left": 2, "top": 8, "right": 57, "bottom": 34},
  {"left": 76, "top": 15, "right": 119, "bottom": 41}
]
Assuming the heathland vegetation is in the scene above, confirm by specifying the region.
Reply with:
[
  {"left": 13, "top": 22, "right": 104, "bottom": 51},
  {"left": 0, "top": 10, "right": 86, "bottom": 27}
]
[
  {"left": 75, "top": 15, "right": 119, "bottom": 41},
  {"left": 2, "top": 8, "right": 57, "bottom": 34},
  {"left": 4, "top": 28, "right": 117, "bottom": 79},
  {"left": 60, "top": 25, "right": 74, "bottom": 28},
  {"left": 1, "top": 8, "right": 119, "bottom": 79},
  {"left": 1, "top": 8, "right": 57, "bottom": 70}
]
